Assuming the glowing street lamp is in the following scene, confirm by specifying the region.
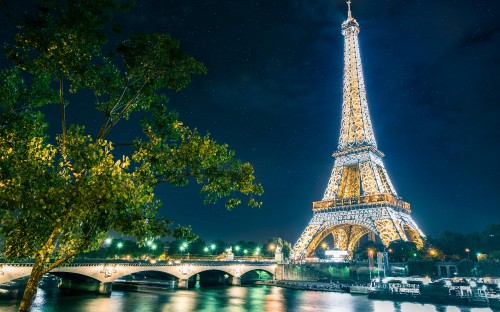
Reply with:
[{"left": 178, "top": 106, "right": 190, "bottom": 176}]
[
  {"left": 465, "top": 248, "right": 470, "bottom": 260},
  {"left": 204, "top": 247, "right": 209, "bottom": 253},
  {"left": 116, "top": 242, "right": 123, "bottom": 258},
  {"left": 180, "top": 246, "right": 186, "bottom": 257},
  {"left": 429, "top": 248, "right": 437, "bottom": 257},
  {"left": 104, "top": 238, "right": 112, "bottom": 259}
]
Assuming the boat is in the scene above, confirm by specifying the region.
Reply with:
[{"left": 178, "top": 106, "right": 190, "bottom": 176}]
[
  {"left": 368, "top": 277, "right": 489, "bottom": 307},
  {"left": 349, "top": 285, "right": 372, "bottom": 294}
]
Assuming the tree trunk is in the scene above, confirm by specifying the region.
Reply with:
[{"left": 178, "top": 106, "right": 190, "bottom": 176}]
[{"left": 18, "top": 255, "right": 46, "bottom": 312}]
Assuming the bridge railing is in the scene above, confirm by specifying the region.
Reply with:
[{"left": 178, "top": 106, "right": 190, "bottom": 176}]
[{"left": 0, "top": 259, "right": 277, "bottom": 268}]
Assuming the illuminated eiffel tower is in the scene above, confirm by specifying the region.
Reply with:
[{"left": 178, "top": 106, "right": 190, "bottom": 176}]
[{"left": 291, "top": 1, "right": 425, "bottom": 260}]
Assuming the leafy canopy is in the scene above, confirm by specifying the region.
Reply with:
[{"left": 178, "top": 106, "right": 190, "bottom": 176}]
[{"left": 0, "top": 0, "right": 263, "bottom": 266}]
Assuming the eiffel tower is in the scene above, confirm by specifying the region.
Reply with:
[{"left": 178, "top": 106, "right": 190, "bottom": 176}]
[{"left": 291, "top": 1, "right": 425, "bottom": 260}]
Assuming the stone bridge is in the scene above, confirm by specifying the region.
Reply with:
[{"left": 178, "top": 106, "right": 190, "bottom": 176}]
[{"left": 0, "top": 261, "right": 276, "bottom": 293}]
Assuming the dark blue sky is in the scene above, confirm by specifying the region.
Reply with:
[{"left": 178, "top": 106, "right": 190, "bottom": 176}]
[
  {"left": 134, "top": 0, "right": 500, "bottom": 243},
  {"left": 2, "top": 0, "right": 500, "bottom": 244}
]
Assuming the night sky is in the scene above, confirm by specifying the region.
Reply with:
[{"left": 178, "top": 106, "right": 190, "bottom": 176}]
[{"left": 2, "top": 1, "right": 500, "bottom": 244}]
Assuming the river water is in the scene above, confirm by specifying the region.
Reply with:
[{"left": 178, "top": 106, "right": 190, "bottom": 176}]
[{"left": 0, "top": 284, "right": 494, "bottom": 312}]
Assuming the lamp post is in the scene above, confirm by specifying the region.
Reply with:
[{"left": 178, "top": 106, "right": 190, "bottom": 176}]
[
  {"left": 210, "top": 244, "right": 216, "bottom": 257},
  {"left": 117, "top": 242, "right": 123, "bottom": 259},
  {"left": 465, "top": 248, "right": 470, "bottom": 260},
  {"left": 104, "top": 238, "right": 112, "bottom": 259},
  {"left": 368, "top": 249, "right": 374, "bottom": 280}
]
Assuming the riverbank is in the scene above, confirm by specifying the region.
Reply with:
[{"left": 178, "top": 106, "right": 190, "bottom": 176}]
[{"left": 255, "top": 280, "right": 349, "bottom": 293}]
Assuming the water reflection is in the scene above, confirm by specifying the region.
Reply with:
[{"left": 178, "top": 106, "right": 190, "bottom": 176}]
[{"left": 0, "top": 284, "right": 496, "bottom": 312}]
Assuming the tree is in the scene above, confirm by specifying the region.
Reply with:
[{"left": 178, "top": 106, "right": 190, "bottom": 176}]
[
  {"left": 387, "top": 240, "right": 418, "bottom": 262},
  {"left": 0, "top": 1, "right": 263, "bottom": 311}
]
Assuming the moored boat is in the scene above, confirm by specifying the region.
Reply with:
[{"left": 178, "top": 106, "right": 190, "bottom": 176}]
[{"left": 368, "top": 277, "right": 489, "bottom": 307}]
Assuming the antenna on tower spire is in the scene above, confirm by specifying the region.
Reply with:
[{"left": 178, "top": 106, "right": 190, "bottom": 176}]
[{"left": 347, "top": 0, "right": 352, "bottom": 19}]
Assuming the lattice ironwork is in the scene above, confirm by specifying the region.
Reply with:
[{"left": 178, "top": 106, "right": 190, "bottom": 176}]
[{"left": 291, "top": 2, "right": 425, "bottom": 261}]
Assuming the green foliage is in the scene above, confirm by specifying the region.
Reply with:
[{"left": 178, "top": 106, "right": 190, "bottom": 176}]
[
  {"left": 387, "top": 240, "right": 418, "bottom": 262},
  {"left": 457, "top": 259, "right": 474, "bottom": 277},
  {"left": 0, "top": 0, "right": 263, "bottom": 309},
  {"left": 477, "top": 259, "right": 500, "bottom": 277},
  {"left": 426, "top": 224, "right": 500, "bottom": 261}
]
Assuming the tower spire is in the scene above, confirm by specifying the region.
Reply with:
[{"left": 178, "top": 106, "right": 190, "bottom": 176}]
[{"left": 347, "top": 0, "right": 352, "bottom": 19}]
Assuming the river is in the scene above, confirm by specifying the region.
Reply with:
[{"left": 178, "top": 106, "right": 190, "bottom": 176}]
[{"left": 0, "top": 284, "right": 494, "bottom": 312}]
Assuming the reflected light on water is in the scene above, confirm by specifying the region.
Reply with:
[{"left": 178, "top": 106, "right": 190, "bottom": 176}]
[
  {"left": 265, "top": 286, "right": 285, "bottom": 312},
  {"left": 3, "top": 284, "right": 497, "bottom": 312},
  {"left": 168, "top": 290, "right": 197, "bottom": 311},
  {"left": 227, "top": 286, "right": 248, "bottom": 307},
  {"left": 31, "top": 287, "right": 47, "bottom": 311}
]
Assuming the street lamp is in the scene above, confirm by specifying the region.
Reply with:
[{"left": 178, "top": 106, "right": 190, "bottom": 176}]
[
  {"left": 429, "top": 248, "right": 437, "bottom": 257},
  {"left": 465, "top": 248, "right": 470, "bottom": 260},
  {"left": 180, "top": 246, "right": 185, "bottom": 257},
  {"left": 368, "top": 249, "right": 374, "bottom": 280},
  {"left": 210, "top": 244, "right": 216, "bottom": 255},
  {"left": 117, "top": 242, "right": 123, "bottom": 258},
  {"left": 104, "top": 238, "right": 112, "bottom": 259}
]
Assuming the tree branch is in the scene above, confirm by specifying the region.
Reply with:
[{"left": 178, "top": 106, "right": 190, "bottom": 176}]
[
  {"left": 97, "top": 80, "right": 148, "bottom": 140},
  {"left": 60, "top": 78, "right": 66, "bottom": 139}
]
